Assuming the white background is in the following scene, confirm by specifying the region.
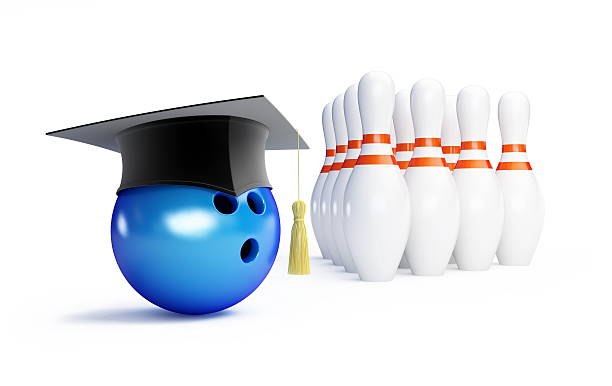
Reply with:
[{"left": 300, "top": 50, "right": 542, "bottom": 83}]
[{"left": 1, "top": 1, "right": 610, "bottom": 385}]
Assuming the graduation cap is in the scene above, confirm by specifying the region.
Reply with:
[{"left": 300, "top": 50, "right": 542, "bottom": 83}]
[{"left": 46, "top": 95, "right": 308, "bottom": 196}]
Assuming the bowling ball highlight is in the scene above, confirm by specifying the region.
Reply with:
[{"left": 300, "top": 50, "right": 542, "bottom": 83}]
[{"left": 110, "top": 185, "right": 280, "bottom": 315}]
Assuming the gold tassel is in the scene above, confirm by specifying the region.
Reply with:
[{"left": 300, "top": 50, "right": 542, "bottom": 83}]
[
  {"left": 288, "top": 200, "right": 310, "bottom": 274},
  {"left": 288, "top": 128, "right": 310, "bottom": 275}
]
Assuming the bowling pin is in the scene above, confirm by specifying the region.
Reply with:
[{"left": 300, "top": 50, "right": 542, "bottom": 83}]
[
  {"left": 330, "top": 85, "right": 362, "bottom": 273},
  {"left": 496, "top": 92, "right": 544, "bottom": 265},
  {"left": 442, "top": 94, "right": 461, "bottom": 265},
  {"left": 343, "top": 71, "right": 411, "bottom": 282},
  {"left": 393, "top": 89, "right": 415, "bottom": 269},
  {"left": 320, "top": 94, "right": 348, "bottom": 266},
  {"left": 442, "top": 95, "right": 461, "bottom": 171},
  {"left": 453, "top": 86, "right": 504, "bottom": 271},
  {"left": 404, "top": 79, "right": 460, "bottom": 276},
  {"left": 311, "top": 103, "right": 336, "bottom": 260}
]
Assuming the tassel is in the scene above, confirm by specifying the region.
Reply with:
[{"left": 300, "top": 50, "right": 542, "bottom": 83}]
[
  {"left": 288, "top": 127, "right": 310, "bottom": 275},
  {"left": 288, "top": 200, "right": 310, "bottom": 274}
]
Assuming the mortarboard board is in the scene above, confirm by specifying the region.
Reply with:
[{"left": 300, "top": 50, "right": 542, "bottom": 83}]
[{"left": 46, "top": 95, "right": 308, "bottom": 196}]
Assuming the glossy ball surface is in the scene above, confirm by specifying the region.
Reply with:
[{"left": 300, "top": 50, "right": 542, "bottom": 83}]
[{"left": 110, "top": 185, "right": 280, "bottom": 314}]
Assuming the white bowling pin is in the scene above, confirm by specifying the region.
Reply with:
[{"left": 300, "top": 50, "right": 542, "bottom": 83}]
[
  {"left": 442, "top": 95, "right": 461, "bottom": 171},
  {"left": 343, "top": 71, "right": 411, "bottom": 282},
  {"left": 312, "top": 103, "right": 336, "bottom": 260},
  {"left": 453, "top": 86, "right": 504, "bottom": 270},
  {"left": 442, "top": 94, "right": 461, "bottom": 265},
  {"left": 496, "top": 92, "right": 544, "bottom": 265},
  {"left": 404, "top": 79, "right": 460, "bottom": 276},
  {"left": 393, "top": 89, "right": 415, "bottom": 269},
  {"left": 330, "top": 85, "right": 362, "bottom": 273},
  {"left": 320, "top": 94, "right": 348, "bottom": 266}
]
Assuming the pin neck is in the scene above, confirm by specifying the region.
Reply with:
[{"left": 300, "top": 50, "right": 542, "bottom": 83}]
[
  {"left": 357, "top": 132, "right": 395, "bottom": 166},
  {"left": 408, "top": 137, "right": 448, "bottom": 168},
  {"left": 499, "top": 144, "right": 530, "bottom": 166},
  {"left": 442, "top": 145, "right": 460, "bottom": 171},
  {"left": 342, "top": 141, "right": 363, "bottom": 166},
  {"left": 456, "top": 140, "right": 491, "bottom": 168},
  {"left": 342, "top": 140, "right": 363, "bottom": 168},
  {"left": 395, "top": 142, "right": 414, "bottom": 171},
  {"left": 330, "top": 143, "right": 348, "bottom": 172},
  {"left": 330, "top": 156, "right": 346, "bottom": 171}
]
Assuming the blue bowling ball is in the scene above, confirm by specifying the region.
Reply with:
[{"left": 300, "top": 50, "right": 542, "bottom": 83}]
[{"left": 110, "top": 185, "right": 280, "bottom": 315}]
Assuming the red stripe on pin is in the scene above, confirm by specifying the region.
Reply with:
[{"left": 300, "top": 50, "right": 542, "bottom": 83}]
[
  {"left": 397, "top": 142, "right": 415, "bottom": 151},
  {"left": 496, "top": 161, "right": 532, "bottom": 170},
  {"left": 356, "top": 154, "right": 397, "bottom": 165},
  {"left": 442, "top": 146, "right": 460, "bottom": 154},
  {"left": 362, "top": 134, "right": 391, "bottom": 144},
  {"left": 502, "top": 144, "right": 527, "bottom": 153},
  {"left": 342, "top": 158, "right": 358, "bottom": 168},
  {"left": 348, "top": 140, "right": 363, "bottom": 149},
  {"left": 397, "top": 161, "right": 410, "bottom": 170},
  {"left": 415, "top": 138, "right": 441, "bottom": 147},
  {"left": 454, "top": 159, "right": 492, "bottom": 169},
  {"left": 330, "top": 162, "right": 344, "bottom": 171},
  {"left": 325, "top": 149, "right": 335, "bottom": 157},
  {"left": 408, "top": 157, "right": 447, "bottom": 167},
  {"left": 461, "top": 141, "right": 487, "bottom": 150}
]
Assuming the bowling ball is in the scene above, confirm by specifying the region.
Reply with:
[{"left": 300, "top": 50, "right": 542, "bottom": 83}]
[{"left": 110, "top": 185, "right": 280, "bottom": 314}]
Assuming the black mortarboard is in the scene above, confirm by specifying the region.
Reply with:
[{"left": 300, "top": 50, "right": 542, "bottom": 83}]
[{"left": 47, "top": 96, "right": 308, "bottom": 196}]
